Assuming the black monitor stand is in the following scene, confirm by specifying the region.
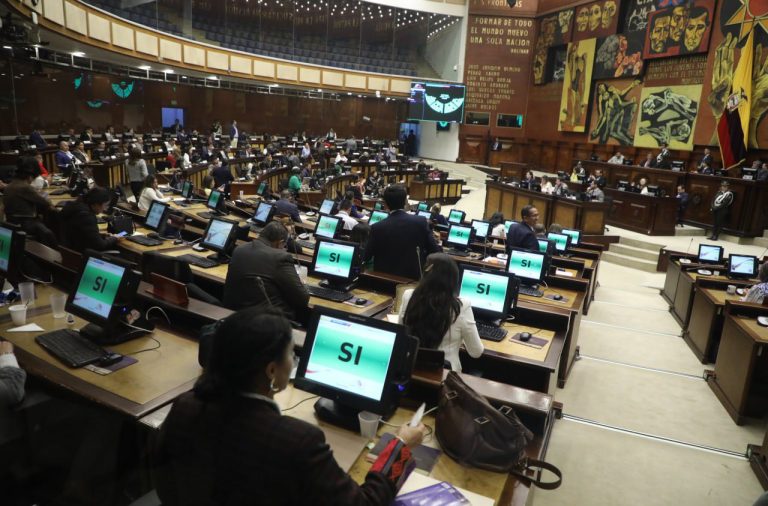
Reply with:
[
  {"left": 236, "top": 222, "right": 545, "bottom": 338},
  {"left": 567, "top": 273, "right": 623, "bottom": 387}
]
[
  {"left": 313, "top": 398, "right": 394, "bottom": 432},
  {"left": 80, "top": 320, "right": 153, "bottom": 345},
  {"left": 206, "top": 251, "right": 231, "bottom": 264},
  {"left": 319, "top": 278, "right": 356, "bottom": 293},
  {"left": 519, "top": 282, "right": 544, "bottom": 298}
]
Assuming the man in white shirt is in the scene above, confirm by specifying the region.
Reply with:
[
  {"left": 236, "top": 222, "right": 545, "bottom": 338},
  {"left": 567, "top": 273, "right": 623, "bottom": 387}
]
[
  {"left": 607, "top": 152, "right": 624, "bottom": 164},
  {"left": 335, "top": 152, "right": 348, "bottom": 164},
  {"left": 335, "top": 200, "right": 359, "bottom": 231}
]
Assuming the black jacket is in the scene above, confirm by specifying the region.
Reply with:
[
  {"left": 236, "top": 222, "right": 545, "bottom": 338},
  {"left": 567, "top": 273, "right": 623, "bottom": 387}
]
[
  {"left": 275, "top": 199, "right": 302, "bottom": 223},
  {"left": 59, "top": 200, "right": 118, "bottom": 252},
  {"left": 223, "top": 238, "right": 309, "bottom": 321},
  {"left": 506, "top": 222, "right": 539, "bottom": 253},
  {"left": 364, "top": 210, "right": 441, "bottom": 280}
]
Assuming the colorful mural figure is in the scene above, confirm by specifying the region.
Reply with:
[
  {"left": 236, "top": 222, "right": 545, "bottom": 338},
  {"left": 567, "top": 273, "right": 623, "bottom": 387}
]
[
  {"left": 559, "top": 39, "right": 597, "bottom": 132},
  {"left": 634, "top": 85, "right": 703, "bottom": 149},
  {"left": 590, "top": 79, "right": 642, "bottom": 145}
]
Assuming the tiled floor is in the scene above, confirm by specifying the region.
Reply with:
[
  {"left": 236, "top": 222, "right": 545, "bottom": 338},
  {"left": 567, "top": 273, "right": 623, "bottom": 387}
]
[{"left": 432, "top": 160, "right": 768, "bottom": 505}]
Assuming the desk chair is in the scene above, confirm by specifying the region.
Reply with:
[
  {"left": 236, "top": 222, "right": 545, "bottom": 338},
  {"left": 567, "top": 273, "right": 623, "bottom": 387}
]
[
  {"left": 393, "top": 282, "right": 419, "bottom": 314},
  {"left": 142, "top": 251, "right": 221, "bottom": 306}
]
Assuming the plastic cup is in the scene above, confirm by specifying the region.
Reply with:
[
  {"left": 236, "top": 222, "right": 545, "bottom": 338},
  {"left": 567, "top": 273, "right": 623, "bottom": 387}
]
[
  {"left": 726, "top": 285, "right": 737, "bottom": 295},
  {"left": 18, "top": 282, "right": 35, "bottom": 305},
  {"left": 295, "top": 264, "right": 308, "bottom": 283},
  {"left": 50, "top": 293, "right": 68, "bottom": 318},
  {"left": 239, "top": 190, "right": 244, "bottom": 201},
  {"left": 9, "top": 305, "right": 27, "bottom": 326},
  {"left": 358, "top": 411, "right": 381, "bottom": 439}
]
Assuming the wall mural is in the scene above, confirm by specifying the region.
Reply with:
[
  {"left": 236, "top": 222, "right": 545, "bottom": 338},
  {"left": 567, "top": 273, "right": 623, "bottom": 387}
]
[
  {"left": 559, "top": 38, "right": 597, "bottom": 132},
  {"left": 573, "top": 0, "right": 621, "bottom": 41},
  {"left": 594, "top": 33, "right": 646, "bottom": 78},
  {"left": 643, "top": 0, "right": 716, "bottom": 59},
  {"left": 589, "top": 78, "right": 643, "bottom": 145},
  {"left": 537, "top": 9, "right": 575, "bottom": 48},
  {"left": 634, "top": 84, "right": 703, "bottom": 149},
  {"left": 623, "top": 0, "right": 657, "bottom": 34}
]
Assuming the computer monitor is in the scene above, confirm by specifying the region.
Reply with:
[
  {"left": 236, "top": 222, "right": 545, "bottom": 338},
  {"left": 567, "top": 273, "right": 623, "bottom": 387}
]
[
  {"left": 206, "top": 189, "right": 226, "bottom": 215},
  {"left": 417, "top": 210, "right": 432, "bottom": 220},
  {"left": 504, "top": 220, "right": 518, "bottom": 235},
  {"left": 646, "top": 185, "right": 661, "bottom": 197},
  {"left": 671, "top": 161, "right": 684, "bottom": 171},
  {"left": 448, "top": 209, "right": 466, "bottom": 224},
  {"left": 698, "top": 244, "right": 724, "bottom": 264},
  {"left": 144, "top": 201, "right": 170, "bottom": 234},
  {"left": 251, "top": 201, "right": 275, "bottom": 227},
  {"left": 506, "top": 247, "right": 548, "bottom": 289},
  {"left": 561, "top": 228, "right": 581, "bottom": 246},
  {"left": 310, "top": 238, "right": 360, "bottom": 291},
  {"left": 294, "top": 307, "right": 417, "bottom": 428},
  {"left": 66, "top": 254, "right": 142, "bottom": 344},
  {"left": 458, "top": 265, "right": 519, "bottom": 324},
  {"left": 617, "top": 180, "right": 630, "bottom": 191},
  {"left": 446, "top": 224, "right": 474, "bottom": 251},
  {"left": 319, "top": 198, "right": 335, "bottom": 215},
  {"left": 547, "top": 232, "right": 571, "bottom": 254},
  {"left": 181, "top": 181, "right": 194, "bottom": 199},
  {"left": 374, "top": 201, "right": 383, "bottom": 211},
  {"left": 200, "top": 217, "right": 238, "bottom": 262},
  {"left": 369, "top": 210, "right": 389, "bottom": 225},
  {"left": 623, "top": 158, "right": 634, "bottom": 166},
  {"left": 0, "top": 224, "right": 25, "bottom": 285},
  {"left": 742, "top": 167, "right": 758, "bottom": 180},
  {"left": 256, "top": 181, "right": 268, "bottom": 196},
  {"left": 537, "top": 238, "right": 556, "bottom": 255},
  {"left": 417, "top": 202, "right": 429, "bottom": 212},
  {"left": 470, "top": 219, "right": 491, "bottom": 241},
  {"left": 315, "top": 215, "right": 342, "bottom": 239},
  {"left": 727, "top": 254, "right": 758, "bottom": 279}
]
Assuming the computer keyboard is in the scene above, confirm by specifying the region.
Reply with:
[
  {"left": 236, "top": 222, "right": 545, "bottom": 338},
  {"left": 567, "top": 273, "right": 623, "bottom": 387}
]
[
  {"left": 49, "top": 188, "right": 69, "bottom": 196},
  {"left": 176, "top": 253, "right": 219, "bottom": 268},
  {"left": 126, "top": 235, "right": 164, "bottom": 246},
  {"left": 36, "top": 329, "right": 108, "bottom": 368},
  {"left": 307, "top": 285, "right": 353, "bottom": 302},
  {"left": 519, "top": 285, "right": 544, "bottom": 298},
  {"left": 446, "top": 249, "right": 470, "bottom": 257},
  {"left": 476, "top": 322, "right": 508, "bottom": 342},
  {"left": 296, "top": 240, "right": 315, "bottom": 250}
]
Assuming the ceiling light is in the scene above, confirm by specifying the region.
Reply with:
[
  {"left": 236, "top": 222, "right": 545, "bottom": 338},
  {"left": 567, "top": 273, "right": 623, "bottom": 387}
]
[
  {"left": 71, "top": 51, "right": 86, "bottom": 57},
  {"left": 138, "top": 65, "right": 151, "bottom": 70},
  {"left": 208, "top": 75, "right": 219, "bottom": 80},
  {"left": 163, "top": 69, "right": 174, "bottom": 74},
  {"left": 2, "top": 46, "right": 11, "bottom": 50}
]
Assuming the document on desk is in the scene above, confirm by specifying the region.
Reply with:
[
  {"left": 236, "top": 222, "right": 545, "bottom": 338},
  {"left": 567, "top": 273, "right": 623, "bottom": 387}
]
[{"left": 396, "top": 474, "right": 494, "bottom": 506}]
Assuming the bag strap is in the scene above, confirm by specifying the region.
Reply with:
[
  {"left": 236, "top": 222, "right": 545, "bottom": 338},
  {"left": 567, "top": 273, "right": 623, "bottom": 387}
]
[{"left": 511, "top": 458, "right": 562, "bottom": 490}]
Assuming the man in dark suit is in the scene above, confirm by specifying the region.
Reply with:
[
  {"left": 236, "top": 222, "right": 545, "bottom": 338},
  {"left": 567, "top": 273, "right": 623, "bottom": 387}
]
[
  {"left": 364, "top": 184, "right": 441, "bottom": 280},
  {"left": 223, "top": 222, "right": 309, "bottom": 323},
  {"left": 506, "top": 205, "right": 540, "bottom": 253},
  {"left": 28, "top": 126, "right": 46, "bottom": 149},
  {"left": 698, "top": 148, "right": 713, "bottom": 171},
  {"left": 274, "top": 190, "right": 302, "bottom": 223},
  {"left": 655, "top": 142, "right": 671, "bottom": 168},
  {"left": 675, "top": 184, "right": 689, "bottom": 226}
]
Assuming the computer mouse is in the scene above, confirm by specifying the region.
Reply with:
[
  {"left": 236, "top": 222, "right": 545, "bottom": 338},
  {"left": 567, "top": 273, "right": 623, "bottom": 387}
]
[
  {"left": 147, "top": 232, "right": 160, "bottom": 239},
  {"left": 355, "top": 298, "right": 367, "bottom": 306},
  {"left": 758, "top": 316, "right": 768, "bottom": 327},
  {"left": 173, "top": 239, "right": 184, "bottom": 245},
  {"left": 736, "top": 288, "right": 746, "bottom": 296},
  {"left": 298, "top": 233, "right": 310, "bottom": 240},
  {"left": 697, "top": 269, "right": 712, "bottom": 276},
  {"left": 552, "top": 294, "right": 563, "bottom": 301},
  {"left": 97, "top": 353, "right": 123, "bottom": 367},
  {"left": 192, "top": 244, "right": 206, "bottom": 252},
  {"left": 519, "top": 332, "right": 532, "bottom": 342}
]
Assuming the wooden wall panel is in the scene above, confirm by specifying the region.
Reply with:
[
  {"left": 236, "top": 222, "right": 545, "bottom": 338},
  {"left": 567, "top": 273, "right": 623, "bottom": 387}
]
[
  {"left": 135, "top": 31, "right": 159, "bottom": 56},
  {"left": 207, "top": 51, "right": 229, "bottom": 71},
  {"left": 111, "top": 22, "right": 134, "bottom": 50},
  {"left": 159, "top": 39, "right": 181, "bottom": 61},
  {"left": 43, "top": 0, "right": 65, "bottom": 25},
  {"left": 230, "top": 55, "right": 252, "bottom": 75},
  {"left": 64, "top": 1, "right": 87, "bottom": 35},
  {"left": 88, "top": 12, "right": 111, "bottom": 43}
]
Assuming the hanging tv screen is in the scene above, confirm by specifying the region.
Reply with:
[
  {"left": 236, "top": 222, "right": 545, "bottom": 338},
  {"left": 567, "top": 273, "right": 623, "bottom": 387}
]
[{"left": 407, "top": 82, "right": 466, "bottom": 123}]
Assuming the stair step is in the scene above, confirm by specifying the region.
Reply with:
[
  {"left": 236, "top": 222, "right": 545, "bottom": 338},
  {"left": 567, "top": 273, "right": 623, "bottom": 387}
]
[
  {"left": 616, "top": 236, "right": 662, "bottom": 252},
  {"left": 753, "top": 237, "right": 768, "bottom": 249},
  {"left": 674, "top": 225, "right": 707, "bottom": 237},
  {"left": 608, "top": 243, "right": 659, "bottom": 262},
  {"left": 602, "top": 251, "right": 658, "bottom": 273}
]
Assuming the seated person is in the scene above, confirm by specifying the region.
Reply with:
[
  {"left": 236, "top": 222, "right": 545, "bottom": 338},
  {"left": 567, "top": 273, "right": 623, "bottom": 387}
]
[
  {"left": 429, "top": 203, "right": 449, "bottom": 226},
  {"left": 60, "top": 187, "right": 120, "bottom": 253},
  {"left": 505, "top": 205, "right": 539, "bottom": 253},
  {"left": 138, "top": 175, "right": 171, "bottom": 211},
  {"left": 0, "top": 341, "right": 25, "bottom": 406},
  {"left": 742, "top": 262, "right": 768, "bottom": 304},
  {"left": 607, "top": 152, "right": 624, "bottom": 164},
  {"left": 210, "top": 157, "right": 233, "bottom": 188},
  {"left": 533, "top": 223, "right": 547, "bottom": 238},
  {"left": 346, "top": 177, "right": 364, "bottom": 202},
  {"left": 3, "top": 157, "right": 57, "bottom": 247},
  {"left": 91, "top": 140, "right": 109, "bottom": 160},
  {"left": 759, "top": 162, "right": 768, "bottom": 182},
  {"left": 335, "top": 199, "right": 359, "bottom": 231},
  {"left": 364, "top": 184, "right": 441, "bottom": 280},
  {"left": 399, "top": 254, "right": 484, "bottom": 372},
  {"left": 340, "top": 190, "right": 364, "bottom": 219},
  {"left": 641, "top": 153, "right": 655, "bottom": 168},
  {"left": 553, "top": 176, "right": 569, "bottom": 196},
  {"left": 521, "top": 170, "right": 536, "bottom": 188},
  {"left": 288, "top": 167, "right": 302, "bottom": 194},
  {"left": 586, "top": 180, "right": 605, "bottom": 202},
  {"left": 488, "top": 212, "right": 506, "bottom": 238},
  {"left": 223, "top": 222, "right": 309, "bottom": 324},
  {"left": 540, "top": 176, "right": 554, "bottom": 195},
  {"left": 156, "top": 306, "right": 425, "bottom": 506},
  {"left": 638, "top": 177, "right": 650, "bottom": 195},
  {"left": 587, "top": 169, "right": 606, "bottom": 188},
  {"left": 365, "top": 168, "right": 382, "bottom": 196},
  {"left": 274, "top": 190, "right": 302, "bottom": 223},
  {"left": 697, "top": 161, "right": 713, "bottom": 175},
  {"left": 71, "top": 141, "right": 90, "bottom": 164},
  {"left": 570, "top": 162, "right": 585, "bottom": 182},
  {"left": 548, "top": 223, "right": 563, "bottom": 234},
  {"left": 55, "top": 141, "right": 76, "bottom": 176},
  {"left": 202, "top": 175, "right": 214, "bottom": 197}
]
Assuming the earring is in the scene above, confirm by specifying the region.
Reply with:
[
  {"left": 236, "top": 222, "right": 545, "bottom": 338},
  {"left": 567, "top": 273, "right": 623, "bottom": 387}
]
[{"left": 269, "top": 378, "right": 280, "bottom": 393}]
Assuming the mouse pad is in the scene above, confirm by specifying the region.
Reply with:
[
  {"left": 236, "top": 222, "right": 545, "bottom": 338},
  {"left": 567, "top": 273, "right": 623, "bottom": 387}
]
[
  {"left": 544, "top": 294, "right": 568, "bottom": 303},
  {"left": 342, "top": 298, "right": 373, "bottom": 308},
  {"left": 510, "top": 333, "right": 547, "bottom": 349}
]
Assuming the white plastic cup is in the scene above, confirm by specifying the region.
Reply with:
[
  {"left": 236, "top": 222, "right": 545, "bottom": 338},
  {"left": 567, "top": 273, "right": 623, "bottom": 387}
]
[
  {"left": 239, "top": 190, "right": 244, "bottom": 200},
  {"left": 358, "top": 411, "right": 381, "bottom": 439},
  {"left": 295, "top": 264, "right": 308, "bottom": 283},
  {"left": 9, "top": 305, "right": 27, "bottom": 326},
  {"left": 50, "top": 293, "right": 68, "bottom": 318},
  {"left": 726, "top": 285, "right": 737, "bottom": 295},
  {"left": 18, "top": 282, "right": 35, "bottom": 305}
]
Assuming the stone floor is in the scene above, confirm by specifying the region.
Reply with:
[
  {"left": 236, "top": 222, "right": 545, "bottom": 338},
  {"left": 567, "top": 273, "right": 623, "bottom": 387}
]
[{"left": 429, "top": 160, "right": 767, "bottom": 506}]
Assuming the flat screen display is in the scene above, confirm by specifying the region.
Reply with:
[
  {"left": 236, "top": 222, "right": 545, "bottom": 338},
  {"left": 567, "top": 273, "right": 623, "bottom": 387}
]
[
  {"left": 417, "top": 210, "right": 432, "bottom": 219},
  {"left": 0, "top": 226, "right": 13, "bottom": 273},
  {"left": 507, "top": 249, "right": 546, "bottom": 284},
  {"left": 447, "top": 225, "right": 472, "bottom": 248},
  {"left": 459, "top": 268, "right": 510, "bottom": 316},
  {"left": 471, "top": 220, "right": 490, "bottom": 240},
  {"left": 407, "top": 82, "right": 466, "bottom": 123},
  {"left": 315, "top": 215, "right": 340, "bottom": 239},
  {"left": 729, "top": 255, "right": 758, "bottom": 277},
  {"left": 72, "top": 257, "right": 125, "bottom": 319},
  {"left": 538, "top": 239, "right": 551, "bottom": 253},
  {"left": 319, "top": 199, "right": 334, "bottom": 215},
  {"left": 448, "top": 210, "right": 465, "bottom": 224},
  {"left": 207, "top": 190, "right": 222, "bottom": 211},
  {"left": 145, "top": 201, "right": 167, "bottom": 231},
  {"left": 547, "top": 232, "right": 569, "bottom": 253},
  {"left": 256, "top": 182, "right": 267, "bottom": 196},
  {"left": 253, "top": 202, "right": 273, "bottom": 225},
  {"left": 202, "top": 218, "right": 235, "bottom": 250},
  {"left": 161, "top": 107, "right": 184, "bottom": 129},
  {"left": 417, "top": 202, "right": 429, "bottom": 212},
  {"left": 181, "top": 181, "right": 193, "bottom": 199},
  {"left": 504, "top": 220, "right": 518, "bottom": 235},
  {"left": 369, "top": 210, "right": 388, "bottom": 225},
  {"left": 303, "top": 314, "right": 396, "bottom": 401},
  {"left": 698, "top": 244, "right": 723, "bottom": 264},
  {"left": 562, "top": 228, "right": 580, "bottom": 246},
  {"left": 313, "top": 241, "right": 355, "bottom": 279}
]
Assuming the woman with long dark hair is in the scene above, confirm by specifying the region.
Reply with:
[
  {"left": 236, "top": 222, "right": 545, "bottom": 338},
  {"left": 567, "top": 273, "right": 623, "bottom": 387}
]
[
  {"left": 399, "top": 254, "right": 483, "bottom": 371},
  {"left": 156, "top": 307, "right": 425, "bottom": 506},
  {"left": 488, "top": 212, "right": 506, "bottom": 238}
]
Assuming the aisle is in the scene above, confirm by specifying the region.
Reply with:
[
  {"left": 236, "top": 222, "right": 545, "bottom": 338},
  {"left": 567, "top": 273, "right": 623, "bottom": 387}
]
[{"left": 532, "top": 262, "right": 766, "bottom": 506}]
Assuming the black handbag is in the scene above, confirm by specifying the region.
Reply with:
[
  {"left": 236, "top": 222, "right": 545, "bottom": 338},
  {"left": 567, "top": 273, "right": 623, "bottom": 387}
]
[
  {"left": 107, "top": 213, "right": 134, "bottom": 235},
  {"left": 435, "top": 371, "right": 562, "bottom": 489}
]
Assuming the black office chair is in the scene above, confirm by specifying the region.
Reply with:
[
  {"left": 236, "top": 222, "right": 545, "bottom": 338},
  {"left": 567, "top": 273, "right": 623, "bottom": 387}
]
[{"left": 142, "top": 251, "right": 221, "bottom": 306}]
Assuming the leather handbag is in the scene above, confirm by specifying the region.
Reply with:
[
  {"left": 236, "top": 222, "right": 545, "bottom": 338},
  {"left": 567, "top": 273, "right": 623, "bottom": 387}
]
[
  {"left": 107, "top": 213, "right": 134, "bottom": 236},
  {"left": 435, "top": 371, "right": 562, "bottom": 489}
]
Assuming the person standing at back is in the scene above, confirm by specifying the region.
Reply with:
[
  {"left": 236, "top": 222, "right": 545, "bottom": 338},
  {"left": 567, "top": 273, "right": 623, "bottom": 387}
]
[
  {"left": 709, "top": 180, "right": 734, "bottom": 240},
  {"left": 364, "top": 184, "right": 441, "bottom": 280},
  {"left": 506, "top": 205, "right": 540, "bottom": 253},
  {"left": 125, "top": 146, "right": 148, "bottom": 201}
]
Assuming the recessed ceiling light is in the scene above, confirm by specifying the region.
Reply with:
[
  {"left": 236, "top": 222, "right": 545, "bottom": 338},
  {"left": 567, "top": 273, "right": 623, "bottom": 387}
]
[
  {"left": 208, "top": 75, "right": 218, "bottom": 80},
  {"left": 163, "top": 69, "right": 174, "bottom": 74},
  {"left": 71, "top": 51, "right": 86, "bottom": 57},
  {"left": 138, "top": 65, "right": 151, "bottom": 70},
  {"left": 3, "top": 46, "right": 12, "bottom": 50}
]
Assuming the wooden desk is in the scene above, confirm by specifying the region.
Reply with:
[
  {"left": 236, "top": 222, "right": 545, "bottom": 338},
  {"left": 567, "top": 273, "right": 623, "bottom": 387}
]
[
  {"left": 0, "top": 285, "right": 202, "bottom": 419},
  {"left": 707, "top": 301, "right": 768, "bottom": 425},
  {"left": 661, "top": 254, "right": 697, "bottom": 306},
  {"left": 408, "top": 179, "right": 465, "bottom": 204},
  {"left": 683, "top": 279, "right": 753, "bottom": 363},
  {"left": 748, "top": 428, "right": 768, "bottom": 489}
]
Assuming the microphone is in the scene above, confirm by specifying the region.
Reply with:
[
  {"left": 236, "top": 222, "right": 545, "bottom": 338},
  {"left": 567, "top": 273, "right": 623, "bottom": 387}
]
[
  {"left": 416, "top": 246, "right": 422, "bottom": 280},
  {"left": 255, "top": 276, "right": 273, "bottom": 307},
  {"left": 685, "top": 237, "right": 694, "bottom": 255}
]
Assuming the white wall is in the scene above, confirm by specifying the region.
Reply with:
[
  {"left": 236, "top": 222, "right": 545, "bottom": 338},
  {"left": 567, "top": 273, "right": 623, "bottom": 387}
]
[
  {"left": 416, "top": 122, "right": 459, "bottom": 161},
  {"left": 424, "top": 21, "right": 463, "bottom": 81}
]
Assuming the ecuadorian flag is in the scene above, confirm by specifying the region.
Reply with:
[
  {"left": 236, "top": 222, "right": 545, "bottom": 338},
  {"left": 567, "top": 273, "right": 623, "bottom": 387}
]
[{"left": 718, "top": 29, "right": 753, "bottom": 170}]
